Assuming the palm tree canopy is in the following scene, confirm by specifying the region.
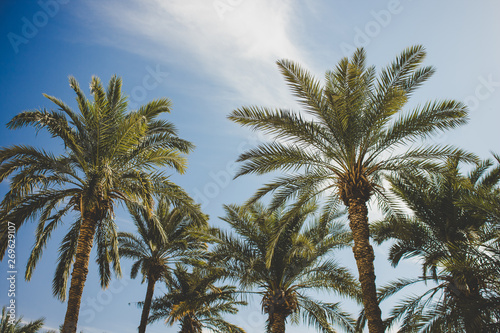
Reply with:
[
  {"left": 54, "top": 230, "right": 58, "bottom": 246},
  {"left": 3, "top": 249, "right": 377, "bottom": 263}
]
[
  {"left": 209, "top": 201, "right": 360, "bottom": 333},
  {"left": 371, "top": 156, "right": 500, "bottom": 332},
  {"left": 0, "top": 75, "right": 199, "bottom": 299},
  {"left": 228, "top": 45, "right": 475, "bottom": 211},
  {"left": 374, "top": 257, "right": 500, "bottom": 332},
  {"left": 461, "top": 154, "right": 500, "bottom": 231},
  {"left": 372, "top": 155, "right": 500, "bottom": 275},
  {"left": 119, "top": 199, "right": 208, "bottom": 333},
  {"left": 149, "top": 264, "right": 246, "bottom": 333},
  {"left": 119, "top": 199, "right": 208, "bottom": 283}
]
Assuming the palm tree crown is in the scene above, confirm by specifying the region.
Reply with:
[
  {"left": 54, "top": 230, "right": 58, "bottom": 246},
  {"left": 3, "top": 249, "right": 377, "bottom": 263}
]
[
  {"left": 149, "top": 264, "right": 246, "bottom": 333},
  {"left": 209, "top": 201, "right": 360, "bottom": 333},
  {"left": 228, "top": 45, "right": 473, "bottom": 333},
  {"left": 0, "top": 75, "right": 198, "bottom": 333},
  {"left": 372, "top": 157, "right": 500, "bottom": 332},
  {"left": 119, "top": 199, "right": 208, "bottom": 333}
]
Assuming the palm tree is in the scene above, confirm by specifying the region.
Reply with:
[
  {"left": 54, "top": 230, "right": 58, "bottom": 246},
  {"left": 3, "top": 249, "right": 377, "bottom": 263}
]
[
  {"left": 372, "top": 244, "right": 500, "bottom": 332},
  {"left": 209, "top": 201, "right": 359, "bottom": 333},
  {"left": 0, "top": 75, "right": 201, "bottom": 333},
  {"left": 149, "top": 264, "right": 246, "bottom": 333},
  {"left": 372, "top": 156, "right": 500, "bottom": 269},
  {"left": 118, "top": 199, "right": 208, "bottom": 333},
  {"left": 0, "top": 307, "right": 44, "bottom": 333},
  {"left": 461, "top": 154, "right": 500, "bottom": 227},
  {"left": 371, "top": 157, "right": 500, "bottom": 332},
  {"left": 372, "top": 269, "right": 499, "bottom": 332},
  {"left": 227, "top": 46, "right": 473, "bottom": 332}
]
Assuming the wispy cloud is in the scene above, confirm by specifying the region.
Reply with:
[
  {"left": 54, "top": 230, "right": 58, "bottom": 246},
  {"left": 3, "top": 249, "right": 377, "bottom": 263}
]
[{"left": 83, "top": 0, "right": 306, "bottom": 106}]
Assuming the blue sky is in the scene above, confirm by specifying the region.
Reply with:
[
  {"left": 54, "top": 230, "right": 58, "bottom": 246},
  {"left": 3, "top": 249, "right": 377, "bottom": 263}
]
[{"left": 1, "top": 0, "right": 500, "bottom": 332}]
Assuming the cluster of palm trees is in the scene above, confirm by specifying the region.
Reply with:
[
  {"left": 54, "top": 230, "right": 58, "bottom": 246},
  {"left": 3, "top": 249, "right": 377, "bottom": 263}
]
[{"left": 0, "top": 45, "right": 499, "bottom": 333}]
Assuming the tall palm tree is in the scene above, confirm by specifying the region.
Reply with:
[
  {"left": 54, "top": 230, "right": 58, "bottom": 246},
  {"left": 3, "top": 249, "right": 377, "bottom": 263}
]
[
  {"left": 370, "top": 239, "right": 500, "bottom": 332},
  {"left": 371, "top": 156, "right": 500, "bottom": 332},
  {"left": 118, "top": 199, "right": 208, "bottom": 333},
  {"left": 209, "top": 201, "right": 360, "bottom": 333},
  {"left": 0, "top": 307, "right": 44, "bottom": 333},
  {"left": 372, "top": 156, "right": 500, "bottom": 277},
  {"left": 0, "top": 76, "right": 200, "bottom": 333},
  {"left": 373, "top": 264, "right": 500, "bottom": 332},
  {"left": 149, "top": 264, "right": 246, "bottom": 333},
  {"left": 227, "top": 46, "right": 473, "bottom": 332}
]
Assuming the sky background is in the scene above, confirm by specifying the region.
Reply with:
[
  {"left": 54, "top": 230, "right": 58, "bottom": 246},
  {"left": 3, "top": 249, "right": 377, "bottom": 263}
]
[{"left": 1, "top": 0, "right": 500, "bottom": 332}]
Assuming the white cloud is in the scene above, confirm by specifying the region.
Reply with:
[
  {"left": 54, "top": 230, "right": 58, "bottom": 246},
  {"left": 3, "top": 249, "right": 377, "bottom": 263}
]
[{"left": 84, "top": 0, "right": 307, "bottom": 106}]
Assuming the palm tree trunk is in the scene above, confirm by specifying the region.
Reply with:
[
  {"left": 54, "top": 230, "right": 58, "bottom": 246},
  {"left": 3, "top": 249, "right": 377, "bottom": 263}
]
[
  {"left": 61, "top": 215, "right": 97, "bottom": 333},
  {"left": 464, "top": 277, "right": 482, "bottom": 333},
  {"left": 269, "top": 312, "right": 287, "bottom": 333},
  {"left": 347, "top": 197, "right": 384, "bottom": 333},
  {"left": 180, "top": 315, "right": 202, "bottom": 333},
  {"left": 138, "top": 277, "right": 156, "bottom": 333}
]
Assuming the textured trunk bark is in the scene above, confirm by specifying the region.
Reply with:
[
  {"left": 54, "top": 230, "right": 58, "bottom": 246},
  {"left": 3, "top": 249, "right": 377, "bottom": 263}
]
[
  {"left": 269, "top": 311, "right": 287, "bottom": 333},
  {"left": 61, "top": 215, "right": 97, "bottom": 333},
  {"left": 348, "top": 197, "right": 384, "bottom": 333},
  {"left": 180, "top": 316, "right": 201, "bottom": 333},
  {"left": 138, "top": 277, "right": 156, "bottom": 333},
  {"left": 464, "top": 278, "right": 482, "bottom": 333}
]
